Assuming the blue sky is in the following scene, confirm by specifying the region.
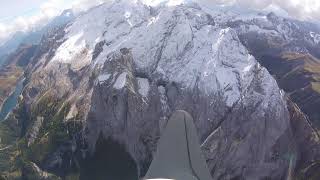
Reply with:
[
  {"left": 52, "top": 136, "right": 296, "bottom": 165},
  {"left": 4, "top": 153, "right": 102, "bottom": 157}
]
[
  {"left": 0, "top": 0, "right": 75, "bottom": 23},
  {"left": 0, "top": 1, "right": 44, "bottom": 23}
]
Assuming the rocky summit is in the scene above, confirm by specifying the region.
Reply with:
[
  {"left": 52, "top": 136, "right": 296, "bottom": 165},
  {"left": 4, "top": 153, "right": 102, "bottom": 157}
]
[{"left": 0, "top": 1, "right": 320, "bottom": 180}]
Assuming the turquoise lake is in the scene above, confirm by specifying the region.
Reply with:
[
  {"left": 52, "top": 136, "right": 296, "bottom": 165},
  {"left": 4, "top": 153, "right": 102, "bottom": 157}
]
[{"left": 0, "top": 78, "right": 24, "bottom": 121}]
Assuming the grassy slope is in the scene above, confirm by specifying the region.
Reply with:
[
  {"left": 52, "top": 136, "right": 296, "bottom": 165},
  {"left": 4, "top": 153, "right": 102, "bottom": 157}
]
[
  {"left": 0, "top": 103, "right": 25, "bottom": 179},
  {"left": 279, "top": 52, "right": 320, "bottom": 126}
]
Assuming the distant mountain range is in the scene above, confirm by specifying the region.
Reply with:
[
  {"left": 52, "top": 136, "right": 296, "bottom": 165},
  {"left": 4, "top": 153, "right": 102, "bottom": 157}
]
[{"left": 0, "top": 9, "right": 75, "bottom": 68}]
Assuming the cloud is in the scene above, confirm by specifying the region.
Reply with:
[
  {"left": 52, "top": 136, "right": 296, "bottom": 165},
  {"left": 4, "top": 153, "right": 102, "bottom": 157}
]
[
  {"left": 142, "top": 0, "right": 320, "bottom": 21},
  {"left": 71, "top": 0, "right": 106, "bottom": 13},
  {"left": 0, "top": 0, "right": 109, "bottom": 43},
  {"left": 0, "top": 0, "right": 74, "bottom": 43},
  {"left": 198, "top": 0, "right": 320, "bottom": 21}
]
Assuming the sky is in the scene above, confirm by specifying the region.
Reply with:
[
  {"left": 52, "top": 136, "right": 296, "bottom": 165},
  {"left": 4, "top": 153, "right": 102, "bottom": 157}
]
[
  {"left": 0, "top": 0, "right": 104, "bottom": 43},
  {"left": 0, "top": 0, "right": 319, "bottom": 43}
]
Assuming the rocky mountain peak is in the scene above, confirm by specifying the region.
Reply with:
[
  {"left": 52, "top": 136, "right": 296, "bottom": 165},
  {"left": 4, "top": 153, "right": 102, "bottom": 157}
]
[
  {"left": 22, "top": 1, "right": 294, "bottom": 178},
  {"left": 46, "top": 1, "right": 276, "bottom": 108}
]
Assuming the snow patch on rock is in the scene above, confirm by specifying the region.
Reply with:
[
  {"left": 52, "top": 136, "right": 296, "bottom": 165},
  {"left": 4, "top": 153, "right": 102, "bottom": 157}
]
[
  {"left": 51, "top": 31, "right": 89, "bottom": 63},
  {"left": 98, "top": 73, "right": 111, "bottom": 84},
  {"left": 310, "top": 32, "right": 320, "bottom": 44},
  {"left": 137, "top": 78, "right": 150, "bottom": 97},
  {"left": 114, "top": 72, "right": 128, "bottom": 89}
]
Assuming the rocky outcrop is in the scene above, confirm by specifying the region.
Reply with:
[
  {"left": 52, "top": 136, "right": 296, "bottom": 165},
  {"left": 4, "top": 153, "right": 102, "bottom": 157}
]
[
  {"left": 286, "top": 98, "right": 320, "bottom": 179},
  {"left": 22, "top": 162, "right": 60, "bottom": 180}
]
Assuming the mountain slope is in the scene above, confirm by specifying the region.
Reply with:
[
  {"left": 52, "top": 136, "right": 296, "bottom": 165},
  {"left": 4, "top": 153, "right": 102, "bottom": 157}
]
[
  {"left": 0, "top": 1, "right": 319, "bottom": 180},
  {"left": 218, "top": 11, "right": 320, "bottom": 130}
]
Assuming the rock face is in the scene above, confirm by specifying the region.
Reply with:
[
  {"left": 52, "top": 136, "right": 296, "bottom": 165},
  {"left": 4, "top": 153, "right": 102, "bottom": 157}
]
[
  {"left": 221, "top": 11, "right": 320, "bottom": 129},
  {"left": 2, "top": 1, "right": 320, "bottom": 180}
]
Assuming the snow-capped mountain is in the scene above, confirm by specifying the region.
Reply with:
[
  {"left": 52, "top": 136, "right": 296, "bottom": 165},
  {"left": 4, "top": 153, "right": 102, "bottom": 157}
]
[{"left": 1, "top": 1, "right": 320, "bottom": 180}]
